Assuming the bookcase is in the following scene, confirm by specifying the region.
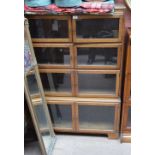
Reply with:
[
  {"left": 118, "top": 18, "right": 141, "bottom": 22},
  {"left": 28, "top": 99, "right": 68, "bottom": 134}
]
[{"left": 26, "top": 4, "right": 125, "bottom": 139}]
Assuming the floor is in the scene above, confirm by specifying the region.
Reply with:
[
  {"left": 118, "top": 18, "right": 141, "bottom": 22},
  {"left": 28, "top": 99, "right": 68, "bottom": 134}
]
[{"left": 25, "top": 134, "right": 131, "bottom": 155}]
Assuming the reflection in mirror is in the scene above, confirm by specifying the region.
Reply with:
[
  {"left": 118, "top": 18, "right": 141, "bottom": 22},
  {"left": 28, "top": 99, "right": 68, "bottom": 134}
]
[
  {"left": 40, "top": 73, "right": 71, "bottom": 93},
  {"left": 79, "top": 105, "right": 115, "bottom": 130},
  {"left": 76, "top": 18, "right": 119, "bottom": 39},
  {"left": 78, "top": 73, "right": 116, "bottom": 94},
  {"left": 29, "top": 19, "right": 69, "bottom": 38},
  {"left": 127, "top": 107, "right": 131, "bottom": 127},
  {"left": 41, "top": 131, "right": 55, "bottom": 154},
  {"left": 77, "top": 48, "right": 117, "bottom": 66},
  {"left": 34, "top": 104, "right": 48, "bottom": 129},
  {"left": 48, "top": 104, "right": 72, "bottom": 128},
  {"left": 34, "top": 47, "right": 70, "bottom": 65},
  {"left": 27, "top": 74, "right": 39, "bottom": 94}
]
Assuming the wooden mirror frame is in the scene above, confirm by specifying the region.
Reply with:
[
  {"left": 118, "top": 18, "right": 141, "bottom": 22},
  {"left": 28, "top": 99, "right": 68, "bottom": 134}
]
[{"left": 125, "top": 0, "right": 131, "bottom": 10}]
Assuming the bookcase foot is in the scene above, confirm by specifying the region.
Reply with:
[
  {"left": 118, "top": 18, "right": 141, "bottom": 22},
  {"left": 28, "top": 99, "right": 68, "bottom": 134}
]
[
  {"left": 108, "top": 133, "right": 119, "bottom": 139},
  {"left": 121, "top": 134, "right": 131, "bottom": 143}
]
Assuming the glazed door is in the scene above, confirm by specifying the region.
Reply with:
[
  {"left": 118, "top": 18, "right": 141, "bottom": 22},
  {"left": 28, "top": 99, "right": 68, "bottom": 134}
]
[
  {"left": 33, "top": 43, "right": 74, "bottom": 69},
  {"left": 47, "top": 101, "right": 75, "bottom": 132},
  {"left": 72, "top": 15, "right": 123, "bottom": 42},
  {"left": 75, "top": 70, "right": 120, "bottom": 97},
  {"left": 27, "top": 15, "right": 72, "bottom": 42},
  {"left": 74, "top": 44, "right": 122, "bottom": 69},
  {"left": 39, "top": 69, "right": 75, "bottom": 96},
  {"left": 75, "top": 102, "right": 120, "bottom": 133}
]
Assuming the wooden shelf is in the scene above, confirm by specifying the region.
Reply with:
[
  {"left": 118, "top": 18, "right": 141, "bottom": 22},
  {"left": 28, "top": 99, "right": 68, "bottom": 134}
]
[
  {"left": 79, "top": 122, "right": 114, "bottom": 130},
  {"left": 32, "top": 96, "right": 121, "bottom": 106}
]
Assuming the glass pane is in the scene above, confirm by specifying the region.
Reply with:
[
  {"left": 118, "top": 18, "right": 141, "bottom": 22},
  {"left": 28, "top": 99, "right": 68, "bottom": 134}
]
[
  {"left": 76, "top": 18, "right": 119, "bottom": 39},
  {"left": 41, "top": 131, "right": 55, "bottom": 154},
  {"left": 40, "top": 73, "right": 71, "bottom": 93},
  {"left": 29, "top": 19, "right": 69, "bottom": 38},
  {"left": 127, "top": 107, "right": 131, "bottom": 127},
  {"left": 77, "top": 47, "right": 118, "bottom": 66},
  {"left": 79, "top": 105, "right": 115, "bottom": 130},
  {"left": 34, "top": 47, "right": 70, "bottom": 65},
  {"left": 34, "top": 104, "right": 48, "bottom": 129},
  {"left": 78, "top": 73, "right": 116, "bottom": 95},
  {"left": 48, "top": 104, "right": 72, "bottom": 128},
  {"left": 27, "top": 74, "right": 39, "bottom": 94}
]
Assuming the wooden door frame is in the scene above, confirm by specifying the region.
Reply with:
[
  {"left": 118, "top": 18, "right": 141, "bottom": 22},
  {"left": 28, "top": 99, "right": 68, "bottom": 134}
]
[
  {"left": 74, "top": 43, "right": 122, "bottom": 70},
  {"left": 33, "top": 43, "right": 74, "bottom": 69},
  {"left": 39, "top": 69, "right": 75, "bottom": 97},
  {"left": 72, "top": 15, "right": 124, "bottom": 43},
  {"left": 75, "top": 102, "right": 120, "bottom": 134},
  {"left": 27, "top": 15, "right": 72, "bottom": 43},
  {"left": 47, "top": 100, "right": 76, "bottom": 132},
  {"left": 75, "top": 70, "right": 120, "bottom": 98}
]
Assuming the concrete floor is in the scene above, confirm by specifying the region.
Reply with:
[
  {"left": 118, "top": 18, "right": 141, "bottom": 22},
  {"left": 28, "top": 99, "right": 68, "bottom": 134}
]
[{"left": 25, "top": 135, "right": 131, "bottom": 155}]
